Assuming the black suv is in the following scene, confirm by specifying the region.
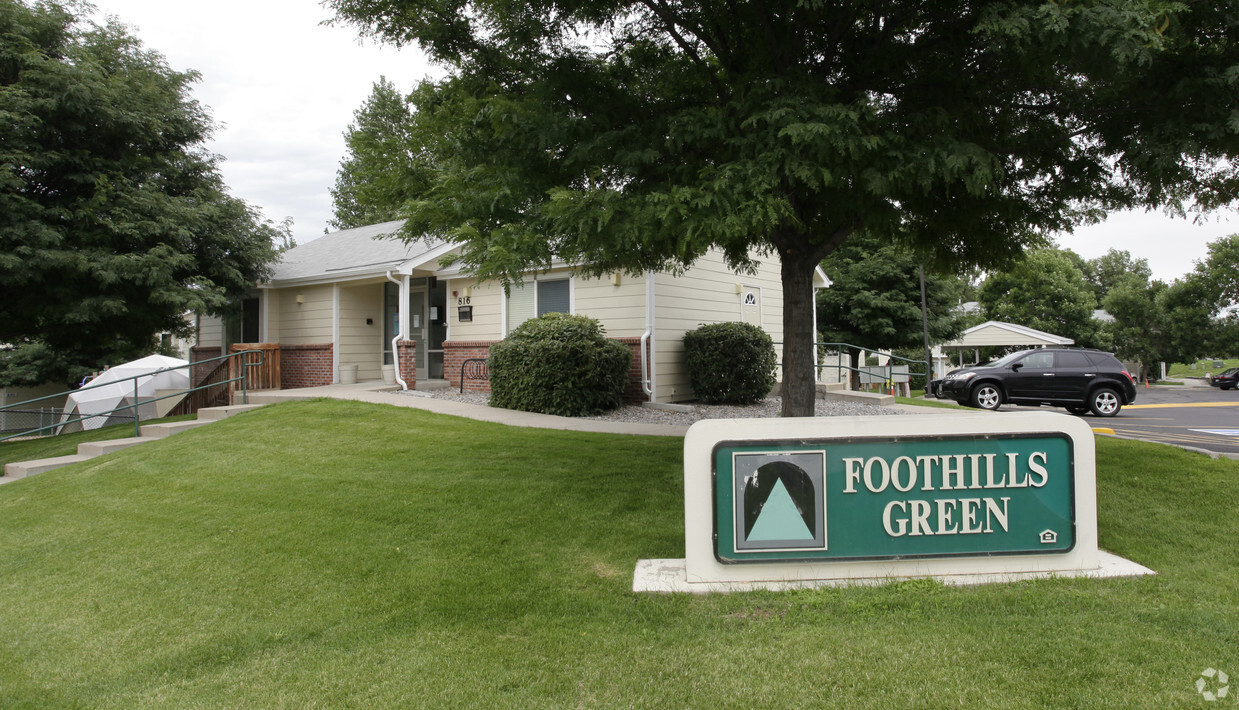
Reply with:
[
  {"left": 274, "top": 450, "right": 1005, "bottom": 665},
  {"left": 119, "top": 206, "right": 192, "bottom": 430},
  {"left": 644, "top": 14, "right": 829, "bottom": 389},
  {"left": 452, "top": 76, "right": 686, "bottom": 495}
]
[{"left": 935, "top": 347, "right": 1137, "bottom": 416}]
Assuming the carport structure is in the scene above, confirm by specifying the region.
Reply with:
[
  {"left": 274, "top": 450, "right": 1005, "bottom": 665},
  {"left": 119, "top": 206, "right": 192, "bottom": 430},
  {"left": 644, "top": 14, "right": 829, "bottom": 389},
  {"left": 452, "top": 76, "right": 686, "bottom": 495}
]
[{"left": 937, "top": 321, "right": 1074, "bottom": 370}]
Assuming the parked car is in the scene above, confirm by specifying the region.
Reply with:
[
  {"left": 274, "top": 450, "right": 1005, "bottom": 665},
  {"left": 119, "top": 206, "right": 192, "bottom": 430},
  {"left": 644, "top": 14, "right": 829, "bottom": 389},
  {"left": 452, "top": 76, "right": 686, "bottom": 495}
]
[
  {"left": 935, "top": 347, "right": 1137, "bottom": 416},
  {"left": 1208, "top": 367, "right": 1239, "bottom": 390}
]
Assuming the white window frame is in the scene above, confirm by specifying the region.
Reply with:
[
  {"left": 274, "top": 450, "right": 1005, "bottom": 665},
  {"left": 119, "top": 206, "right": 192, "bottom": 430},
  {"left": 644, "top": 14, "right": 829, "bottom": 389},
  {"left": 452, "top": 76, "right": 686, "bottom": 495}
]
[{"left": 503, "top": 274, "right": 575, "bottom": 336}]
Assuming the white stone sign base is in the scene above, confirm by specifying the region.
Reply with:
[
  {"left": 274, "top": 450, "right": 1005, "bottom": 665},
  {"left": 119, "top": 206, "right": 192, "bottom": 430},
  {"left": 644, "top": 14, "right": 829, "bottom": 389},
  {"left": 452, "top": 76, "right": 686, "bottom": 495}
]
[{"left": 633, "top": 412, "right": 1156, "bottom": 594}]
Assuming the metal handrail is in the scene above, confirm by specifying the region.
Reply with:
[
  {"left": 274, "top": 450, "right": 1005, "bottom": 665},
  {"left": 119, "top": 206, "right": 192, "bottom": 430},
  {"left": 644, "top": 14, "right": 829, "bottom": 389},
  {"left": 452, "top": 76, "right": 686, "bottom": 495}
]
[
  {"left": 777, "top": 341, "right": 930, "bottom": 391},
  {"left": 0, "top": 350, "right": 265, "bottom": 456}
]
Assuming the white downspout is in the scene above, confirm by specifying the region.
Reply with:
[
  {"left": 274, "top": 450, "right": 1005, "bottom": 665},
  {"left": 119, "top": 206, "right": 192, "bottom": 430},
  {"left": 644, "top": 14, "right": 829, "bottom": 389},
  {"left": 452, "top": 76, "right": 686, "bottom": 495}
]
[
  {"left": 385, "top": 271, "right": 408, "bottom": 390},
  {"left": 641, "top": 271, "right": 654, "bottom": 400},
  {"left": 332, "top": 284, "right": 341, "bottom": 383}
]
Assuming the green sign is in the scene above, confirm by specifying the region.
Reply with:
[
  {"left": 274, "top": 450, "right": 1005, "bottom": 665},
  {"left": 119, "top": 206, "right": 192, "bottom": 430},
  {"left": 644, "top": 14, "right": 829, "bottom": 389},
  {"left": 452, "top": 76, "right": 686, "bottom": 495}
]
[{"left": 713, "top": 434, "right": 1075, "bottom": 563}]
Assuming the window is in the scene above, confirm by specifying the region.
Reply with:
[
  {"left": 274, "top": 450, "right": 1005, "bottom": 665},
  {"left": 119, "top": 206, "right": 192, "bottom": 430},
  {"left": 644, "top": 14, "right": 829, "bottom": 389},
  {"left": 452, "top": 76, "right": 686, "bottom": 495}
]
[
  {"left": 506, "top": 277, "right": 571, "bottom": 333},
  {"left": 1020, "top": 351, "right": 1054, "bottom": 369},
  {"left": 537, "top": 279, "right": 570, "bottom": 316},
  {"left": 1056, "top": 352, "right": 1091, "bottom": 368}
]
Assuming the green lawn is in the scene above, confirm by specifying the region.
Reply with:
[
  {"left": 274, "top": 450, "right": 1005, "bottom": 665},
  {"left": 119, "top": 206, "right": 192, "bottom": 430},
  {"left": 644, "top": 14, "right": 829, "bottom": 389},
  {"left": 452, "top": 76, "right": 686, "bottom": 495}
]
[
  {"left": 1, "top": 414, "right": 196, "bottom": 465},
  {"left": 1167, "top": 358, "right": 1239, "bottom": 377},
  {"left": 1, "top": 399, "right": 1235, "bottom": 708}
]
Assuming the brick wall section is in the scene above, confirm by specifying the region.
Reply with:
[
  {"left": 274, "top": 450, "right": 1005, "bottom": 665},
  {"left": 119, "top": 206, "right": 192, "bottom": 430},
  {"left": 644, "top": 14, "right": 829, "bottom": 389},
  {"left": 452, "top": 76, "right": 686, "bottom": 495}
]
[
  {"left": 280, "top": 343, "right": 334, "bottom": 389},
  {"left": 444, "top": 341, "right": 496, "bottom": 393},
  {"left": 396, "top": 340, "right": 417, "bottom": 389},
  {"left": 189, "top": 346, "right": 222, "bottom": 387},
  {"left": 614, "top": 337, "right": 648, "bottom": 404},
  {"left": 443, "top": 338, "right": 649, "bottom": 402}
]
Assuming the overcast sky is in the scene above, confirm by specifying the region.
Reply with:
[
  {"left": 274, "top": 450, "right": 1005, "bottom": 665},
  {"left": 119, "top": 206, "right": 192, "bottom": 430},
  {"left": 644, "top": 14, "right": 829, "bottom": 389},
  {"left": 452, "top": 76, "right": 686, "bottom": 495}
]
[{"left": 89, "top": 0, "right": 1235, "bottom": 284}]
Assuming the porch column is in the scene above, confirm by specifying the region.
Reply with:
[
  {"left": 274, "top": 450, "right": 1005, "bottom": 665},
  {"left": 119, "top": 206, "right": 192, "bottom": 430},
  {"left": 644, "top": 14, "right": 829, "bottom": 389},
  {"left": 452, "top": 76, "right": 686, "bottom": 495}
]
[{"left": 399, "top": 275, "right": 410, "bottom": 340}]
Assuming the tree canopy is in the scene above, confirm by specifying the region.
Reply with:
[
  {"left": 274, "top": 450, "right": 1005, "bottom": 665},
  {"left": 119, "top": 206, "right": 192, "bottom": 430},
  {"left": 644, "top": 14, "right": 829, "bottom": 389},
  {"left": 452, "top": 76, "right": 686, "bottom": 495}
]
[
  {"left": 816, "top": 232, "right": 965, "bottom": 385},
  {"left": 329, "top": 77, "right": 431, "bottom": 230},
  {"left": 977, "top": 248, "right": 1101, "bottom": 346},
  {"left": 0, "top": 0, "right": 278, "bottom": 386},
  {"left": 329, "top": 0, "right": 1239, "bottom": 415}
]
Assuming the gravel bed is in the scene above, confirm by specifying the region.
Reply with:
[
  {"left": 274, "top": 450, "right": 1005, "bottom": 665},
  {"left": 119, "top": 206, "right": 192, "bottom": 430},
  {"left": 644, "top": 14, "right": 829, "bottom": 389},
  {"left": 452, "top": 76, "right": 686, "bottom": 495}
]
[{"left": 400, "top": 388, "right": 902, "bottom": 427}]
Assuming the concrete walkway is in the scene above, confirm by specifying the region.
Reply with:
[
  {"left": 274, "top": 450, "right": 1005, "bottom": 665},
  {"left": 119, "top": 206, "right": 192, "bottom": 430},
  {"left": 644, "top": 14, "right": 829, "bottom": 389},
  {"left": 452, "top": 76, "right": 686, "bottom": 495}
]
[
  {"left": 244, "top": 381, "right": 698, "bottom": 437},
  {"left": 1, "top": 381, "right": 945, "bottom": 484}
]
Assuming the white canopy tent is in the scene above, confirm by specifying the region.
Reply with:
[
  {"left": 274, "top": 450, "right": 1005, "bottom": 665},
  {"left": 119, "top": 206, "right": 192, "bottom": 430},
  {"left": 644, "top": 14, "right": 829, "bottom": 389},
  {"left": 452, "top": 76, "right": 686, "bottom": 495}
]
[{"left": 62, "top": 355, "right": 190, "bottom": 431}]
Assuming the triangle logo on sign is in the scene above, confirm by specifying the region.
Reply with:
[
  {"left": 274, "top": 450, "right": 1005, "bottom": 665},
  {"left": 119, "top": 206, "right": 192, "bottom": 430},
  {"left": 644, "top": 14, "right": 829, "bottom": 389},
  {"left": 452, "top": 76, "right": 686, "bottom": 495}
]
[{"left": 746, "top": 479, "right": 815, "bottom": 542}]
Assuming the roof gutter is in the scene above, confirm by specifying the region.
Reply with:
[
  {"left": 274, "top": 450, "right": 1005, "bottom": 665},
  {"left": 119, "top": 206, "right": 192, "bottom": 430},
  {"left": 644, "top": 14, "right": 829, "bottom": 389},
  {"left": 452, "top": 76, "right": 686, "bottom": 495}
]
[{"left": 385, "top": 271, "right": 408, "bottom": 391}]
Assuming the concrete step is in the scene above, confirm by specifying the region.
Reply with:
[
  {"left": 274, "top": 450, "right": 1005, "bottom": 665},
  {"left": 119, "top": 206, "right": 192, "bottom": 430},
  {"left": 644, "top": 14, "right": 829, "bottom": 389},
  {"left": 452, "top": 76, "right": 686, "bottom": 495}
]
[
  {"left": 140, "top": 420, "right": 212, "bottom": 438},
  {"left": 78, "top": 436, "right": 159, "bottom": 457},
  {"left": 243, "top": 391, "right": 311, "bottom": 405},
  {"left": 822, "top": 390, "right": 896, "bottom": 406},
  {"left": 196, "top": 403, "right": 266, "bottom": 421},
  {"left": 4, "top": 454, "right": 94, "bottom": 479},
  {"left": 415, "top": 379, "right": 451, "bottom": 392}
]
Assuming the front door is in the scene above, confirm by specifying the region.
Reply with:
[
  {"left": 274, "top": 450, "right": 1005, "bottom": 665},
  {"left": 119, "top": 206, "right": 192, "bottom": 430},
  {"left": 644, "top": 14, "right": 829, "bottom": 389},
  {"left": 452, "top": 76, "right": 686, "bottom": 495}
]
[{"left": 409, "top": 289, "right": 427, "bottom": 380}]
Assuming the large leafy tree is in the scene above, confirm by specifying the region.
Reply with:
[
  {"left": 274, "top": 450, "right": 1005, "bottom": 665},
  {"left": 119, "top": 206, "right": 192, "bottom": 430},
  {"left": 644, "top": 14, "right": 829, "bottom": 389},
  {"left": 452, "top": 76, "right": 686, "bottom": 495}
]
[
  {"left": 816, "top": 232, "right": 966, "bottom": 387},
  {"left": 329, "top": 0, "right": 1239, "bottom": 416},
  {"left": 977, "top": 248, "right": 1101, "bottom": 346},
  {"left": 1086, "top": 249, "right": 1153, "bottom": 304},
  {"left": 329, "top": 77, "right": 431, "bottom": 230},
  {"left": 0, "top": 0, "right": 278, "bottom": 386},
  {"left": 1195, "top": 234, "right": 1239, "bottom": 309}
]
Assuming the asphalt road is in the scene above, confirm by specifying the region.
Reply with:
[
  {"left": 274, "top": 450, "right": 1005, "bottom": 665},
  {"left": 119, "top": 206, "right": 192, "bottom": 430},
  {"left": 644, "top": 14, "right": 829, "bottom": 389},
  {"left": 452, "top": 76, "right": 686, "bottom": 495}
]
[{"left": 1086, "top": 384, "right": 1239, "bottom": 456}]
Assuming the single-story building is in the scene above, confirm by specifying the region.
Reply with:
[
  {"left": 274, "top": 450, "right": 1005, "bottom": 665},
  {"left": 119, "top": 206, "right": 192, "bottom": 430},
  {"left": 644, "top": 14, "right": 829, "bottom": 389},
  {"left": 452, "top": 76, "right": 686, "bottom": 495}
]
[
  {"left": 933, "top": 320, "right": 1075, "bottom": 373},
  {"left": 193, "top": 220, "right": 830, "bottom": 404}
]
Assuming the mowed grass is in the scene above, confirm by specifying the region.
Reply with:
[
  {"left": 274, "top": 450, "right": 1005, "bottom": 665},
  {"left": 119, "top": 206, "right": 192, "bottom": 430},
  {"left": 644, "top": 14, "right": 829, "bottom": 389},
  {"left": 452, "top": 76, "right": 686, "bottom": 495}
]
[
  {"left": 1, "top": 399, "right": 1237, "bottom": 708},
  {"left": 1, "top": 414, "right": 196, "bottom": 464},
  {"left": 1167, "top": 358, "right": 1239, "bottom": 377}
]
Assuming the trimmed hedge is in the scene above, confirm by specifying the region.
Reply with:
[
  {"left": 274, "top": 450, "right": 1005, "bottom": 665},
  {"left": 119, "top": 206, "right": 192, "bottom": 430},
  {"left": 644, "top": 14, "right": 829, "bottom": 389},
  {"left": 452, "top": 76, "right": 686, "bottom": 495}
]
[
  {"left": 682, "top": 321, "right": 777, "bottom": 404},
  {"left": 488, "top": 313, "right": 631, "bottom": 416}
]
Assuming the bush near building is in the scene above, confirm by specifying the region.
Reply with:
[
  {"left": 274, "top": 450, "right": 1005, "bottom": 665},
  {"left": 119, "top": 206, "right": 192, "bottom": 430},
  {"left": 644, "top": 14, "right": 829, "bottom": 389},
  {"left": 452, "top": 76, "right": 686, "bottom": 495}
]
[
  {"left": 683, "top": 322, "right": 777, "bottom": 405},
  {"left": 488, "top": 313, "right": 631, "bottom": 416}
]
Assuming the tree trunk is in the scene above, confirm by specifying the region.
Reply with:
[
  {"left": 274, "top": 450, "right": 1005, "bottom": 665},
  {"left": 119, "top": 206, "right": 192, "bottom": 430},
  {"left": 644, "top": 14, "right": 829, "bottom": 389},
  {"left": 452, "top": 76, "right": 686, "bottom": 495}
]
[
  {"left": 780, "top": 255, "right": 819, "bottom": 417},
  {"left": 849, "top": 348, "right": 862, "bottom": 391}
]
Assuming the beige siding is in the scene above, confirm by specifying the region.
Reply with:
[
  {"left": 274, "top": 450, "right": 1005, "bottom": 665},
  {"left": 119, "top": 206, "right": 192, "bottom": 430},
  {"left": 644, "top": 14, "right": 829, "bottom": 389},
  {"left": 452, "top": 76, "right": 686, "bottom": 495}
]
[
  {"left": 273, "top": 285, "right": 333, "bottom": 344},
  {"left": 196, "top": 314, "right": 224, "bottom": 348},
  {"left": 445, "top": 268, "right": 650, "bottom": 340},
  {"left": 653, "top": 249, "right": 784, "bottom": 402},
  {"left": 337, "top": 282, "right": 385, "bottom": 381},
  {"left": 446, "top": 277, "right": 505, "bottom": 341},
  {"left": 573, "top": 273, "right": 647, "bottom": 338},
  {"left": 260, "top": 290, "right": 279, "bottom": 343}
]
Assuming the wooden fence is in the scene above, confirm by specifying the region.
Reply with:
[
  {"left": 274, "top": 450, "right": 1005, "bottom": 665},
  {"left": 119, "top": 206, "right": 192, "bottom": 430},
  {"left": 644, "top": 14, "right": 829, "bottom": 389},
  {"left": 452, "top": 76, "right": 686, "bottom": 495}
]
[{"left": 228, "top": 343, "right": 281, "bottom": 393}]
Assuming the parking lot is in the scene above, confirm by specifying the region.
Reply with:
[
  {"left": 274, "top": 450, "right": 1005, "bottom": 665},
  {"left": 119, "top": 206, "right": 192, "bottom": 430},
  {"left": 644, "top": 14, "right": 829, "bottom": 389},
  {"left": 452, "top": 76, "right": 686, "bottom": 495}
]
[{"left": 1087, "top": 383, "right": 1239, "bottom": 457}]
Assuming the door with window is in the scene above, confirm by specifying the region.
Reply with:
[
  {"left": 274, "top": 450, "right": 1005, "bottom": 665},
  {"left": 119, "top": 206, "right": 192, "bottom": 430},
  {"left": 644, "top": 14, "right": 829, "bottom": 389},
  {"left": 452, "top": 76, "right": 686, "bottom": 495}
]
[
  {"left": 741, "top": 287, "right": 762, "bottom": 326},
  {"left": 408, "top": 290, "right": 427, "bottom": 379}
]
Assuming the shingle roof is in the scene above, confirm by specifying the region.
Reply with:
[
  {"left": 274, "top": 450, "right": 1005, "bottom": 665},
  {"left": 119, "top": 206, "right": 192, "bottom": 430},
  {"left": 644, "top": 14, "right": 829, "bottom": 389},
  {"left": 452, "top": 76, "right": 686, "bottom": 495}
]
[
  {"left": 945, "top": 320, "right": 1075, "bottom": 347},
  {"left": 267, "top": 220, "right": 450, "bottom": 284}
]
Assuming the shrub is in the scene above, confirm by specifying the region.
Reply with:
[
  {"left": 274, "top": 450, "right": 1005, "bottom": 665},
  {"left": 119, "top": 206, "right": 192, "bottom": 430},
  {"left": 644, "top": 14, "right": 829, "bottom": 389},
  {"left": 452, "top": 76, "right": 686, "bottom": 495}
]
[
  {"left": 488, "top": 313, "right": 631, "bottom": 416},
  {"left": 682, "top": 322, "right": 777, "bottom": 404}
]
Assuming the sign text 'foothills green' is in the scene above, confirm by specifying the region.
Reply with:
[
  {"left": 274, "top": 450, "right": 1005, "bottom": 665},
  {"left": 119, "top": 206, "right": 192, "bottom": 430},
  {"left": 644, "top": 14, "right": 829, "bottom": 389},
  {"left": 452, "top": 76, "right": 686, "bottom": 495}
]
[{"left": 713, "top": 434, "right": 1075, "bottom": 563}]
